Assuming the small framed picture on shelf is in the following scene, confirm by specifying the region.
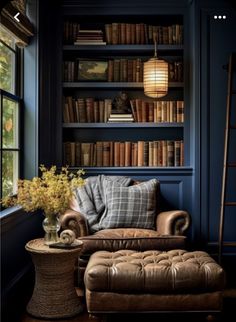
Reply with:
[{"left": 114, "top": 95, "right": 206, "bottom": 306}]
[{"left": 78, "top": 59, "right": 108, "bottom": 81}]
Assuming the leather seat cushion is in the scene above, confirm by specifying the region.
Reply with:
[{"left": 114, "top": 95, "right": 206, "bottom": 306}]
[
  {"left": 84, "top": 249, "right": 225, "bottom": 293},
  {"left": 79, "top": 228, "right": 186, "bottom": 254}
]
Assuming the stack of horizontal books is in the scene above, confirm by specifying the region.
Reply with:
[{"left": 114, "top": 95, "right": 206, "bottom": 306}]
[
  {"left": 108, "top": 113, "right": 134, "bottom": 122},
  {"left": 74, "top": 29, "right": 106, "bottom": 45}
]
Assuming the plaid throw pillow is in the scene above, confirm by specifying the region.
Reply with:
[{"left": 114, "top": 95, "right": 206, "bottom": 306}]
[{"left": 99, "top": 178, "right": 159, "bottom": 230}]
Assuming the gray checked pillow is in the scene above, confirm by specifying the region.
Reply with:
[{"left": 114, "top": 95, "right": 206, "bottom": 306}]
[{"left": 99, "top": 178, "right": 159, "bottom": 230}]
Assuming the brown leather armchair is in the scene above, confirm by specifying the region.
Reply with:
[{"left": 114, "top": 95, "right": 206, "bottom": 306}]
[{"left": 60, "top": 180, "right": 190, "bottom": 273}]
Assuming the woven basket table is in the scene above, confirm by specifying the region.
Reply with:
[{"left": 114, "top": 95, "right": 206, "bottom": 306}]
[{"left": 25, "top": 238, "right": 83, "bottom": 319}]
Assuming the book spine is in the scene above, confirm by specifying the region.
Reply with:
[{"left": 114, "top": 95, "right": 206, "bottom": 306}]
[
  {"left": 137, "top": 141, "right": 144, "bottom": 166},
  {"left": 119, "top": 142, "right": 125, "bottom": 167},
  {"left": 114, "top": 142, "right": 120, "bottom": 167},
  {"left": 125, "top": 141, "right": 131, "bottom": 166},
  {"left": 103, "top": 141, "right": 110, "bottom": 167},
  {"left": 110, "top": 142, "right": 114, "bottom": 166},
  {"left": 96, "top": 142, "right": 103, "bottom": 166}
]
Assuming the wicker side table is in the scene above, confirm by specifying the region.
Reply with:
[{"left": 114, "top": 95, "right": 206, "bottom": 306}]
[{"left": 25, "top": 238, "right": 83, "bottom": 319}]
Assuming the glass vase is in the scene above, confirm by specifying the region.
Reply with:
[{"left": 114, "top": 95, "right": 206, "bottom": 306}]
[{"left": 42, "top": 214, "right": 61, "bottom": 245}]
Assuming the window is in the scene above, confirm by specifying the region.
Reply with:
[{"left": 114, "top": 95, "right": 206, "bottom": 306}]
[{"left": 0, "top": 25, "right": 22, "bottom": 200}]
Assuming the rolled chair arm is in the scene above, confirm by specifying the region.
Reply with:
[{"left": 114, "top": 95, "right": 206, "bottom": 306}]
[
  {"left": 59, "top": 209, "right": 89, "bottom": 238},
  {"left": 156, "top": 210, "right": 190, "bottom": 236}
]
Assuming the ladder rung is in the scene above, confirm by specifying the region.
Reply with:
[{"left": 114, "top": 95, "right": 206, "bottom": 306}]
[
  {"left": 226, "top": 162, "right": 236, "bottom": 167},
  {"left": 223, "top": 242, "right": 236, "bottom": 247},
  {"left": 225, "top": 202, "right": 236, "bottom": 206}
]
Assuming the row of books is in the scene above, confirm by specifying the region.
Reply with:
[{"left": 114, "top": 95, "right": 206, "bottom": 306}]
[
  {"left": 105, "top": 23, "right": 183, "bottom": 45},
  {"left": 130, "top": 99, "right": 184, "bottom": 123},
  {"left": 63, "top": 22, "right": 80, "bottom": 43},
  {"left": 63, "top": 22, "right": 183, "bottom": 45},
  {"left": 74, "top": 29, "right": 106, "bottom": 45},
  {"left": 63, "top": 97, "right": 112, "bottom": 123},
  {"left": 63, "top": 140, "right": 184, "bottom": 167},
  {"left": 63, "top": 58, "right": 143, "bottom": 83},
  {"left": 107, "top": 59, "right": 143, "bottom": 82},
  {"left": 63, "top": 60, "right": 183, "bottom": 83},
  {"left": 63, "top": 96, "right": 184, "bottom": 123}
]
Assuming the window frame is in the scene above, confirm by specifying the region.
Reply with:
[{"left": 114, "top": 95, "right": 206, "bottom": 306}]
[{"left": 0, "top": 27, "right": 23, "bottom": 202}]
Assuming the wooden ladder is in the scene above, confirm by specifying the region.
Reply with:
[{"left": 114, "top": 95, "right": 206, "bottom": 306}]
[{"left": 218, "top": 52, "right": 236, "bottom": 264}]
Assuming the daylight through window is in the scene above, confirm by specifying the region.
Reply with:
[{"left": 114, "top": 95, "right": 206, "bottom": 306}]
[{"left": 0, "top": 25, "right": 22, "bottom": 200}]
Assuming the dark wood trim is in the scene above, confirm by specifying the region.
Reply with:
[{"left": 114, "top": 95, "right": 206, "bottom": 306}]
[
  {"left": 0, "top": 15, "right": 29, "bottom": 45},
  {"left": 1, "top": 2, "right": 34, "bottom": 47}
]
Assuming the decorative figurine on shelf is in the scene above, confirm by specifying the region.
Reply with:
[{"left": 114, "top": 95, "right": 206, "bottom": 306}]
[{"left": 112, "top": 91, "right": 132, "bottom": 114}]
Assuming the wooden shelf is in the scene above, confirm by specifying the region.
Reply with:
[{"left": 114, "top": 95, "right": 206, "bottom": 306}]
[
  {"left": 63, "top": 122, "right": 184, "bottom": 128},
  {"left": 63, "top": 44, "right": 184, "bottom": 54},
  {"left": 63, "top": 82, "right": 184, "bottom": 88},
  {"left": 67, "top": 166, "right": 193, "bottom": 176}
]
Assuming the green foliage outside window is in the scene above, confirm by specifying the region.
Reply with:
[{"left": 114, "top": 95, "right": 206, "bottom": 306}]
[
  {"left": 0, "top": 26, "right": 15, "bottom": 93},
  {"left": 0, "top": 25, "right": 19, "bottom": 199},
  {"left": 2, "top": 98, "right": 19, "bottom": 197}
]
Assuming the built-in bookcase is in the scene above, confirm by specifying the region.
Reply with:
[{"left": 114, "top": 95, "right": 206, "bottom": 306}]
[{"left": 61, "top": 14, "right": 188, "bottom": 172}]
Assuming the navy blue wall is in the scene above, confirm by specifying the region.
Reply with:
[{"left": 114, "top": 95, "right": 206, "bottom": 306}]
[
  {"left": 197, "top": 0, "right": 236, "bottom": 282},
  {"left": 185, "top": 0, "right": 236, "bottom": 286}
]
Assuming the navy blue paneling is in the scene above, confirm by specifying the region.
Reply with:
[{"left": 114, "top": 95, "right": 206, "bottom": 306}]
[
  {"left": 200, "top": 6, "right": 236, "bottom": 248},
  {"left": 1, "top": 209, "right": 43, "bottom": 321},
  {"left": 38, "top": 0, "right": 62, "bottom": 167},
  {"left": 82, "top": 168, "right": 193, "bottom": 238},
  {"left": 1, "top": 211, "right": 43, "bottom": 293},
  {"left": 208, "top": 11, "right": 236, "bottom": 245}
]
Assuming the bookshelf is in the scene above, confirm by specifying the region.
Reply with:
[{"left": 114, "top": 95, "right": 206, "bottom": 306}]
[
  {"left": 63, "top": 82, "right": 184, "bottom": 88},
  {"left": 61, "top": 14, "right": 187, "bottom": 171},
  {"left": 63, "top": 44, "right": 184, "bottom": 53},
  {"left": 63, "top": 123, "right": 184, "bottom": 128}
]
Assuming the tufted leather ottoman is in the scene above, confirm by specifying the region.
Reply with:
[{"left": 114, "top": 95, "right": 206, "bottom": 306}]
[{"left": 84, "top": 250, "right": 225, "bottom": 314}]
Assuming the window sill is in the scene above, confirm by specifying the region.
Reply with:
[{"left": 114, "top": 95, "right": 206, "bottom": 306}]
[
  {"left": 0, "top": 205, "right": 23, "bottom": 219},
  {"left": 0, "top": 206, "right": 38, "bottom": 234}
]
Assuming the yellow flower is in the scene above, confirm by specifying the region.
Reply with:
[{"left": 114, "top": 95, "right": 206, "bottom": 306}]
[{"left": 1, "top": 165, "right": 85, "bottom": 216}]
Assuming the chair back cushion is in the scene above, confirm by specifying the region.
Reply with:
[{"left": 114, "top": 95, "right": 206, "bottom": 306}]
[
  {"left": 73, "top": 175, "right": 132, "bottom": 232},
  {"left": 99, "top": 178, "right": 159, "bottom": 230}
]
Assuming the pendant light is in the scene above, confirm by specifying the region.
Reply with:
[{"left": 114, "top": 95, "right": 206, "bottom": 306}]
[{"left": 143, "top": 36, "right": 168, "bottom": 98}]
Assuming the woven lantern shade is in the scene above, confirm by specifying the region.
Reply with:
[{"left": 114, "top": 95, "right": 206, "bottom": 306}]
[
  {"left": 144, "top": 57, "right": 168, "bottom": 98},
  {"left": 143, "top": 36, "right": 168, "bottom": 98}
]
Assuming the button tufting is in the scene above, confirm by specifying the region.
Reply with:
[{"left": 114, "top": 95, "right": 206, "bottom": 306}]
[{"left": 85, "top": 250, "right": 225, "bottom": 293}]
